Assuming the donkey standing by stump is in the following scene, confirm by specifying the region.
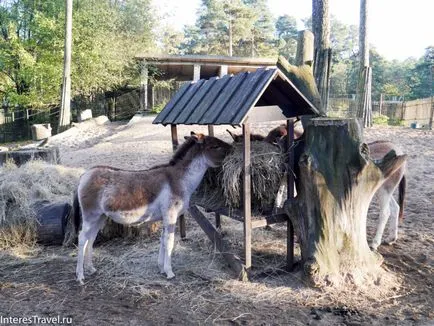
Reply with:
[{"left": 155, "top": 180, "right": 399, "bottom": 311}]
[
  {"left": 368, "top": 140, "right": 406, "bottom": 250},
  {"left": 74, "top": 132, "right": 232, "bottom": 284},
  {"left": 227, "top": 127, "right": 407, "bottom": 250}
]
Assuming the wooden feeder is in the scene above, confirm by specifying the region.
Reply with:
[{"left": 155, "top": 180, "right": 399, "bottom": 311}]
[{"left": 153, "top": 67, "right": 320, "bottom": 280}]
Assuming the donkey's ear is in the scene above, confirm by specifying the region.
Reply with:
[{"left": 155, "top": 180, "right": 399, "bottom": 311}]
[
  {"left": 190, "top": 131, "right": 197, "bottom": 136},
  {"left": 184, "top": 136, "right": 190, "bottom": 140},
  {"left": 190, "top": 133, "right": 205, "bottom": 143},
  {"left": 226, "top": 129, "right": 237, "bottom": 141}
]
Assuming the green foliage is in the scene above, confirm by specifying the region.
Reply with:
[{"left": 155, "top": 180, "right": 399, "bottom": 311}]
[
  {"left": 0, "top": 0, "right": 155, "bottom": 109},
  {"left": 388, "top": 117, "right": 405, "bottom": 126},
  {"left": 179, "top": 0, "right": 276, "bottom": 57},
  {"left": 151, "top": 102, "right": 167, "bottom": 114},
  {"left": 275, "top": 15, "right": 298, "bottom": 63},
  {"left": 372, "top": 114, "right": 389, "bottom": 125}
]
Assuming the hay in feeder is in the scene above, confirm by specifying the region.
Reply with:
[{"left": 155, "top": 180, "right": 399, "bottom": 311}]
[{"left": 194, "top": 141, "right": 286, "bottom": 212}]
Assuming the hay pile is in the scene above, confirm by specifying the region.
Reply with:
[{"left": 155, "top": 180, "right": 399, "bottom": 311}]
[
  {"left": 194, "top": 141, "right": 285, "bottom": 212},
  {"left": 0, "top": 160, "right": 160, "bottom": 249},
  {"left": 0, "top": 161, "right": 83, "bottom": 248}
]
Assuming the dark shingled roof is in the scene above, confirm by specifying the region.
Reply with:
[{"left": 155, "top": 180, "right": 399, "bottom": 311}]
[{"left": 153, "top": 67, "right": 320, "bottom": 126}]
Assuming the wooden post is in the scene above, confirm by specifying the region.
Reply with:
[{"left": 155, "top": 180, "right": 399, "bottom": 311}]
[
  {"left": 140, "top": 61, "right": 148, "bottom": 112},
  {"left": 379, "top": 93, "right": 384, "bottom": 116},
  {"left": 219, "top": 65, "right": 228, "bottom": 77},
  {"left": 58, "top": 0, "right": 72, "bottom": 133},
  {"left": 243, "top": 123, "right": 252, "bottom": 270},
  {"left": 170, "top": 124, "right": 179, "bottom": 151},
  {"left": 189, "top": 206, "right": 247, "bottom": 280},
  {"left": 150, "top": 85, "right": 155, "bottom": 112},
  {"left": 286, "top": 119, "right": 295, "bottom": 270},
  {"left": 193, "top": 64, "right": 201, "bottom": 82},
  {"left": 295, "top": 30, "right": 314, "bottom": 68},
  {"left": 215, "top": 212, "right": 221, "bottom": 230},
  {"left": 171, "top": 124, "right": 185, "bottom": 238},
  {"left": 429, "top": 66, "right": 433, "bottom": 130}
]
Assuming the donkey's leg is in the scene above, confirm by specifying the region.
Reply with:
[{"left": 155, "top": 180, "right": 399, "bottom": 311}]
[
  {"left": 371, "top": 189, "right": 391, "bottom": 250},
  {"left": 76, "top": 214, "right": 100, "bottom": 284},
  {"left": 162, "top": 210, "right": 178, "bottom": 279},
  {"left": 76, "top": 219, "right": 91, "bottom": 285},
  {"left": 158, "top": 229, "right": 165, "bottom": 274},
  {"left": 384, "top": 197, "right": 400, "bottom": 245},
  {"left": 84, "top": 216, "right": 106, "bottom": 275}
]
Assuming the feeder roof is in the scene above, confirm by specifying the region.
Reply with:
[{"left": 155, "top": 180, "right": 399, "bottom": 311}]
[{"left": 153, "top": 67, "right": 320, "bottom": 126}]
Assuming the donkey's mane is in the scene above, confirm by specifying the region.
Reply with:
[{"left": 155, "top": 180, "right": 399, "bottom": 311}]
[
  {"left": 89, "top": 138, "right": 198, "bottom": 173},
  {"left": 169, "top": 137, "right": 198, "bottom": 165},
  {"left": 368, "top": 140, "right": 393, "bottom": 146}
]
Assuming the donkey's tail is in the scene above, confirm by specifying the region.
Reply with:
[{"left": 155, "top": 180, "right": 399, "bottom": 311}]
[
  {"left": 62, "top": 190, "right": 81, "bottom": 246},
  {"left": 72, "top": 190, "right": 81, "bottom": 234},
  {"left": 398, "top": 174, "right": 406, "bottom": 222}
]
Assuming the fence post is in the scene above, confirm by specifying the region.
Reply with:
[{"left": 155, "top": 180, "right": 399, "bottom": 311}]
[{"left": 379, "top": 93, "right": 383, "bottom": 116}]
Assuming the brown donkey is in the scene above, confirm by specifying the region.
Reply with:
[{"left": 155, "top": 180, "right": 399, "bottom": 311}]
[{"left": 74, "top": 132, "right": 232, "bottom": 284}]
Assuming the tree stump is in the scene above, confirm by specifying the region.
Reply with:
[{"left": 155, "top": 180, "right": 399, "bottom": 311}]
[{"left": 285, "top": 118, "right": 407, "bottom": 285}]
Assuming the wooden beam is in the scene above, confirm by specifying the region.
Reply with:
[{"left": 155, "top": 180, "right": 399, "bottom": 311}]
[
  {"left": 243, "top": 123, "right": 252, "bottom": 269},
  {"left": 251, "top": 214, "right": 288, "bottom": 229},
  {"left": 286, "top": 119, "right": 295, "bottom": 270},
  {"left": 140, "top": 61, "right": 148, "bottom": 112},
  {"left": 170, "top": 124, "right": 179, "bottom": 151},
  {"left": 193, "top": 64, "right": 201, "bottom": 82},
  {"left": 215, "top": 212, "right": 221, "bottom": 229},
  {"left": 171, "top": 124, "right": 185, "bottom": 238},
  {"left": 208, "top": 125, "right": 214, "bottom": 137},
  {"left": 189, "top": 205, "right": 248, "bottom": 281}
]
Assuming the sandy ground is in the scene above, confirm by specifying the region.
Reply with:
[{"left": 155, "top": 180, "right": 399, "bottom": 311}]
[{"left": 0, "top": 115, "right": 433, "bottom": 325}]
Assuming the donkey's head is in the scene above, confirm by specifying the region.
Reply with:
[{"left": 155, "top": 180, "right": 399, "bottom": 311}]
[{"left": 184, "top": 132, "right": 232, "bottom": 167}]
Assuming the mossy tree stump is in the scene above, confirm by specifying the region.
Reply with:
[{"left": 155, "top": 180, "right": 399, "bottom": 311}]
[{"left": 286, "top": 118, "right": 407, "bottom": 285}]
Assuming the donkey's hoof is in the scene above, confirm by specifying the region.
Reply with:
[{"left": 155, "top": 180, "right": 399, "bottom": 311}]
[
  {"left": 77, "top": 277, "right": 85, "bottom": 285},
  {"left": 369, "top": 244, "right": 379, "bottom": 251},
  {"left": 166, "top": 271, "right": 175, "bottom": 279},
  {"left": 384, "top": 237, "right": 397, "bottom": 245},
  {"left": 86, "top": 266, "right": 97, "bottom": 275}
]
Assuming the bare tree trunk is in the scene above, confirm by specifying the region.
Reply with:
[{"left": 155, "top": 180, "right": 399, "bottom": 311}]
[
  {"left": 58, "top": 0, "right": 72, "bottom": 133},
  {"left": 312, "top": 0, "right": 331, "bottom": 113},
  {"left": 229, "top": 19, "right": 233, "bottom": 56},
  {"left": 356, "top": 0, "right": 373, "bottom": 127},
  {"left": 285, "top": 118, "right": 407, "bottom": 285}
]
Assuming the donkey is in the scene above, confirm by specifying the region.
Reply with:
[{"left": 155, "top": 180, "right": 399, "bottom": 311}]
[
  {"left": 368, "top": 140, "right": 407, "bottom": 250},
  {"left": 73, "top": 132, "right": 232, "bottom": 284},
  {"left": 226, "top": 129, "right": 265, "bottom": 142},
  {"left": 227, "top": 120, "right": 304, "bottom": 145},
  {"left": 228, "top": 126, "right": 407, "bottom": 250}
]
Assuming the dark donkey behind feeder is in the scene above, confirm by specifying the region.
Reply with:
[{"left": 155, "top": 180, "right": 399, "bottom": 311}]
[
  {"left": 227, "top": 119, "right": 304, "bottom": 145},
  {"left": 73, "top": 132, "right": 232, "bottom": 284}
]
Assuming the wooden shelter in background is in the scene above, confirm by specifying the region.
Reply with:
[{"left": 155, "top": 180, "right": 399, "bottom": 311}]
[
  {"left": 153, "top": 67, "right": 320, "bottom": 280},
  {"left": 134, "top": 55, "right": 277, "bottom": 112}
]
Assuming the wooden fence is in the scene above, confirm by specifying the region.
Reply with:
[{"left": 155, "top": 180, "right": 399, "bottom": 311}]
[
  {"left": 329, "top": 96, "right": 433, "bottom": 127},
  {"left": 0, "top": 84, "right": 181, "bottom": 143}
]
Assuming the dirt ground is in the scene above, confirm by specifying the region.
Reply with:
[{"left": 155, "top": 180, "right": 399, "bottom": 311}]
[{"left": 0, "top": 116, "right": 432, "bottom": 325}]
